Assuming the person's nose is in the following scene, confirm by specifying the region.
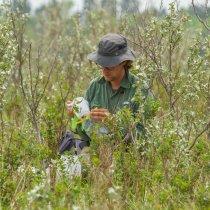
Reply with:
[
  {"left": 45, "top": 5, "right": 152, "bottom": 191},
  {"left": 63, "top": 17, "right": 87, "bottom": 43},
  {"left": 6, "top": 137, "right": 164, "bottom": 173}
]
[
  {"left": 102, "top": 66, "right": 110, "bottom": 70},
  {"left": 102, "top": 68, "right": 110, "bottom": 73}
]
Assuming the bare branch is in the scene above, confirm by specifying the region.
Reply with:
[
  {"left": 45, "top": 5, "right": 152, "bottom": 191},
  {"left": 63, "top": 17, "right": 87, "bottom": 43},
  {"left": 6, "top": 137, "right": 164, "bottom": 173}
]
[
  {"left": 205, "top": 0, "right": 209, "bottom": 18},
  {"left": 34, "top": 48, "right": 41, "bottom": 101},
  {"left": 35, "top": 53, "right": 57, "bottom": 109},
  {"left": 192, "top": 0, "right": 210, "bottom": 32},
  {"left": 188, "top": 121, "right": 210, "bottom": 150},
  {"left": 28, "top": 43, "right": 35, "bottom": 106}
]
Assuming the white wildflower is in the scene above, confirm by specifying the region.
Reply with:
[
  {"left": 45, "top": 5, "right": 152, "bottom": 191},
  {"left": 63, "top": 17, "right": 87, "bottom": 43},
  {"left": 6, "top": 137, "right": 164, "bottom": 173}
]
[
  {"left": 72, "top": 205, "right": 81, "bottom": 210},
  {"left": 108, "top": 187, "right": 115, "bottom": 194}
]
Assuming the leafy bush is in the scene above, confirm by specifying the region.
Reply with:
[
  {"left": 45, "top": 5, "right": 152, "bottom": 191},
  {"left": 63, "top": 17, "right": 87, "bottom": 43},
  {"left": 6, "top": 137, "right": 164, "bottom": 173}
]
[{"left": 0, "top": 1, "right": 209, "bottom": 209}]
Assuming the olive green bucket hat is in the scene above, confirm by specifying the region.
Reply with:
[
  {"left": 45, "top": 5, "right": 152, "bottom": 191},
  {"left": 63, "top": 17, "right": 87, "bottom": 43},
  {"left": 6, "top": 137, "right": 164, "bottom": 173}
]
[{"left": 87, "top": 33, "right": 136, "bottom": 68}]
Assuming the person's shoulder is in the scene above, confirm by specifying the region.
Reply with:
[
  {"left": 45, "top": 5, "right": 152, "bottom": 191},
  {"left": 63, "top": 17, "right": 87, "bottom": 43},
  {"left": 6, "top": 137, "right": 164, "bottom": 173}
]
[
  {"left": 128, "top": 72, "right": 148, "bottom": 87},
  {"left": 88, "top": 76, "right": 104, "bottom": 88},
  {"left": 85, "top": 76, "right": 103, "bottom": 100},
  {"left": 89, "top": 76, "right": 102, "bottom": 84},
  {"left": 128, "top": 72, "right": 150, "bottom": 93}
]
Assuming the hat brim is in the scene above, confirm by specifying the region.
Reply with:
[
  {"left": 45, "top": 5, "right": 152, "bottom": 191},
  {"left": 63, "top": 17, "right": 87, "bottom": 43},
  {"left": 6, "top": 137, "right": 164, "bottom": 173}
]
[{"left": 87, "top": 48, "right": 136, "bottom": 68}]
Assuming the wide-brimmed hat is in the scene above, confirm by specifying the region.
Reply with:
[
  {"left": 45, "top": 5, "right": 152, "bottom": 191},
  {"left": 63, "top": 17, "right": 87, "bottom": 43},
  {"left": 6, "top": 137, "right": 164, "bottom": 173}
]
[{"left": 87, "top": 33, "right": 136, "bottom": 68}]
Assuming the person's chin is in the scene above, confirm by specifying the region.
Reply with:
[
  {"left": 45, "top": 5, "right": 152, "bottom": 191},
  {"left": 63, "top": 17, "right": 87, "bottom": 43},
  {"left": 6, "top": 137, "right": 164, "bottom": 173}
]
[{"left": 104, "top": 76, "right": 111, "bottom": 81}]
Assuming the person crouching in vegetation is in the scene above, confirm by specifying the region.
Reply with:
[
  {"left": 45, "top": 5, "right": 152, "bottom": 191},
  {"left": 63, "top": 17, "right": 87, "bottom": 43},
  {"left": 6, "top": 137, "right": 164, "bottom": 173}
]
[{"left": 62, "top": 33, "right": 150, "bottom": 156}]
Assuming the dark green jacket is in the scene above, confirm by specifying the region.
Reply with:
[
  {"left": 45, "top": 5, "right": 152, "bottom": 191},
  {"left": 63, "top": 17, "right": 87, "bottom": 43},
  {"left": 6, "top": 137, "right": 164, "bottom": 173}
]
[{"left": 85, "top": 72, "right": 138, "bottom": 114}]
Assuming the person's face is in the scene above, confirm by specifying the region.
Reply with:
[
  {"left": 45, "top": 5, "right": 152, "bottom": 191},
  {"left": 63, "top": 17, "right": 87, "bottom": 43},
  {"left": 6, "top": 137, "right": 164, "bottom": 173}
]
[{"left": 98, "top": 62, "right": 126, "bottom": 82}]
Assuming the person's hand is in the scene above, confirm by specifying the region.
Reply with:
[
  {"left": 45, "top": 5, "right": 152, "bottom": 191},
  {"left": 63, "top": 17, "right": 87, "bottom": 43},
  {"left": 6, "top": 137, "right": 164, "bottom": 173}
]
[
  {"left": 90, "top": 108, "right": 110, "bottom": 123},
  {"left": 66, "top": 100, "right": 75, "bottom": 117}
]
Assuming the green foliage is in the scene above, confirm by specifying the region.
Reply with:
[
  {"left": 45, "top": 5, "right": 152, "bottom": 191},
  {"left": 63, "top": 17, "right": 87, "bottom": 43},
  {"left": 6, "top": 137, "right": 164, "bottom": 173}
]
[
  {"left": 0, "top": 1, "right": 209, "bottom": 209},
  {"left": 0, "top": 12, "right": 16, "bottom": 106}
]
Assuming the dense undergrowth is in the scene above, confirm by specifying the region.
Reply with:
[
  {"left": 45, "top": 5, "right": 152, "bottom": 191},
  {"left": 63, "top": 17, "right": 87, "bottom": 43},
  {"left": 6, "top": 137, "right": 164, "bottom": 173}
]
[{"left": 0, "top": 1, "right": 209, "bottom": 209}]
